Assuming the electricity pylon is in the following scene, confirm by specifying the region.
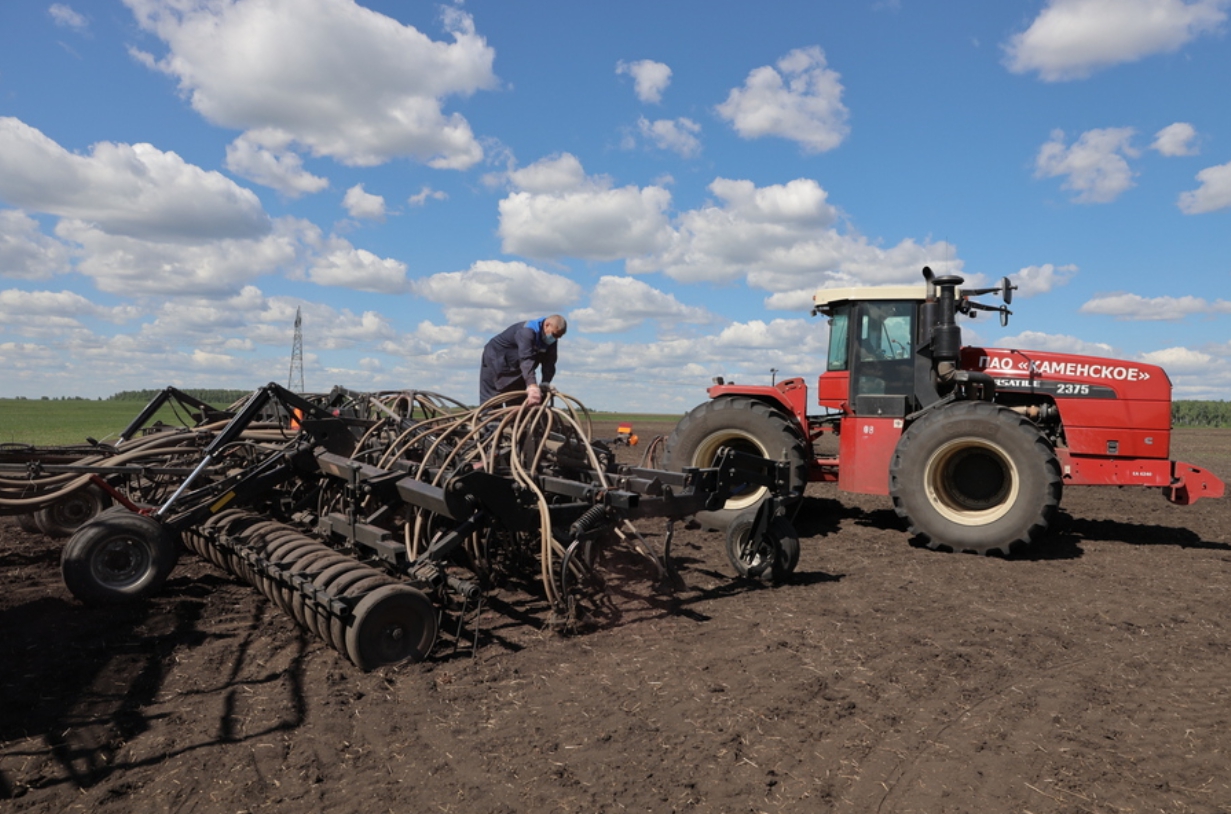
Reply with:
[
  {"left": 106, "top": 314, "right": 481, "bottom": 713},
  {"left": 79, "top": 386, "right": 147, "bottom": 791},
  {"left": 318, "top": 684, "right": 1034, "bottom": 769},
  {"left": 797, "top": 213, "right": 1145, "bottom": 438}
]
[{"left": 288, "top": 307, "right": 304, "bottom": 393}]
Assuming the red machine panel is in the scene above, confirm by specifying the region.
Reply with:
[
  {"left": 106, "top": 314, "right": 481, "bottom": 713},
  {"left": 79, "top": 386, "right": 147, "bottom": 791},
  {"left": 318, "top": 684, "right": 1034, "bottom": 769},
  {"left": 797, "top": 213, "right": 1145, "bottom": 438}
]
[
  {"left": 963, "top": 346, "right": 1173, "bottom": 459},
  {"left": 837, "top": 415, "right": 903, "bottom": 495}
]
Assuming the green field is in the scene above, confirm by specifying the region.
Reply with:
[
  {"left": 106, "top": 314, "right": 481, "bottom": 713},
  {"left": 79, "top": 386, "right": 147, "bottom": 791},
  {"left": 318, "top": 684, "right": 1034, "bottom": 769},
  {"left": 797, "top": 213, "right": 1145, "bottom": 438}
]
[{"left": 0, "top": 399, "right": 222, "bottom": 447}]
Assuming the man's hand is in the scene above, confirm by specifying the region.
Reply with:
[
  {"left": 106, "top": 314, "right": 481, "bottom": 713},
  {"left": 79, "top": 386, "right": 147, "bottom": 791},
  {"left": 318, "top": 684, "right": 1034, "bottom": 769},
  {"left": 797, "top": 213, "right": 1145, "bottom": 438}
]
[{"left": 525, "top": 384, "right": 543, "bottom": 406}]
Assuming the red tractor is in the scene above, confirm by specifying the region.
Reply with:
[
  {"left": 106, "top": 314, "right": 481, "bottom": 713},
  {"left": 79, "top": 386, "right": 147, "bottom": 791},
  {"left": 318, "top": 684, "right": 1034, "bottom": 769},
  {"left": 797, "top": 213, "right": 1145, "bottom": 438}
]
[{"left": 665, "top": 267, "right": 1224, "bottom": 559}]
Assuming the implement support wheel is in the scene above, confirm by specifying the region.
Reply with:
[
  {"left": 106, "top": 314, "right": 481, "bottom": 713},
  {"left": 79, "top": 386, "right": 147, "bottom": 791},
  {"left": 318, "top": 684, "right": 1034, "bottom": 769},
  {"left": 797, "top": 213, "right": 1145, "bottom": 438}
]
[
  {"left": 724, "top": 510, "right": 800, "bottom": 582},
  {"left": 61, "top": 512, "right": 179, "bottom": 604},
  {"left": 36, "top": 485, "right": 111, "bottom": 538}
]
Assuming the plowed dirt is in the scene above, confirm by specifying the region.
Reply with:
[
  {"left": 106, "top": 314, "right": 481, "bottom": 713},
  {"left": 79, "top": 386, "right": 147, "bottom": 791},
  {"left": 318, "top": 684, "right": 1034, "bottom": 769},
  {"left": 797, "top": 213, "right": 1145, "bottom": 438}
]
[{"left": 2, "top": 425, "right": 1229, "bottom": 813}]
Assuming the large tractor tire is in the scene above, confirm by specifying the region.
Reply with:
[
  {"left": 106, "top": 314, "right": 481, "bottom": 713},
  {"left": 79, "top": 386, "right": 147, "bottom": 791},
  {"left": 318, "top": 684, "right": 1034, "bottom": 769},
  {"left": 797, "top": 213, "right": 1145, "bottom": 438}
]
[
  {"left": 61, "top": 512, "right": 180, "bottom": 604},
  {"left": 889, "top": 401, "right": 1062, "bottom": 556},
  {"left": 663, "top": 397, "right": 809, "bottom": 531}
]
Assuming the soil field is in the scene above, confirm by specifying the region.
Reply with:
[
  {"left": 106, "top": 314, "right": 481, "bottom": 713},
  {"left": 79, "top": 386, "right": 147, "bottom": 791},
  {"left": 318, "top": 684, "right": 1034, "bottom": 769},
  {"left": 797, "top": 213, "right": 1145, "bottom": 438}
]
[{"left": 2, "top": 424, "right": 1230, "bottom": 814}]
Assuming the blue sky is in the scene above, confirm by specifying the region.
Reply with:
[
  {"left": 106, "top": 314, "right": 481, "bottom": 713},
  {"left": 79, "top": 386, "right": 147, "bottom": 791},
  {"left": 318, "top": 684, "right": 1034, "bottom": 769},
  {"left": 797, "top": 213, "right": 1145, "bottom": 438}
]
[{"left": 1, "top": 0, "right": 1229, "bottom": 412}]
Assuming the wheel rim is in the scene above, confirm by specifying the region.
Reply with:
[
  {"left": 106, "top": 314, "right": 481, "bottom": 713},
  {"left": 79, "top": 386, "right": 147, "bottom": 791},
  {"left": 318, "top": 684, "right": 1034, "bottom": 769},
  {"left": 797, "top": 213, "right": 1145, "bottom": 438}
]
[
  {"left": 692, "top": 431, "right": 770, "bottom": 512},
  {"left": 923, "top": 437, "right": 1019, "bottom": 526},
  {"left": 90, "top": 536, "right": 152, "bottom": 589},
  {"left": 52, "top": 492, "right": 101, "bottom": 527},
  {"left": 730, "top": 525, "right": 773, "bottom": 574}
]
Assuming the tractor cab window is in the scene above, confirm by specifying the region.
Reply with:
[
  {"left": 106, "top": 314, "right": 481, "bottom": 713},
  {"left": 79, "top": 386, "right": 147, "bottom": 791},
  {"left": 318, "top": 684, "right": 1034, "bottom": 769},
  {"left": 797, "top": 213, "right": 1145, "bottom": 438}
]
[
  {"left": 852, "top": 301, "right": 914, "bottom": 399},
  {"left": 825, "top": 306, "right": 851, "bottom": 372}
]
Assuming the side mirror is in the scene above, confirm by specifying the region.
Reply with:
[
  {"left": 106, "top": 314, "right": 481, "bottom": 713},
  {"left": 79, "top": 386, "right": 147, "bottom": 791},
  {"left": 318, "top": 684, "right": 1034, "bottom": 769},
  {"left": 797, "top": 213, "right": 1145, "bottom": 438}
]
[{"left": 1001, "top": 276, "right": 1015, "bottom": 305}]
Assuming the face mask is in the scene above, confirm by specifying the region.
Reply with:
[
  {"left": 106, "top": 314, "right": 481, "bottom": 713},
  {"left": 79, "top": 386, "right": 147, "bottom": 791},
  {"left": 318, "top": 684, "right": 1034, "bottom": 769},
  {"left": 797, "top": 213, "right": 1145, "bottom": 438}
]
[{"left": 543, "top": 332, "right": 557, "bottom": 346}]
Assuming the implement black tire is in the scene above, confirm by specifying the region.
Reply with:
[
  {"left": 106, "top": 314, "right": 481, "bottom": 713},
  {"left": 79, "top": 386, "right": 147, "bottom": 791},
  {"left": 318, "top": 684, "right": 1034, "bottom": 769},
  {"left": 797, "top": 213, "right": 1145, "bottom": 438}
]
[
  {"left": 663, "top": 397, "right": 809, "bottom": 531},
  {"left": 725, "top": 511, "right": 800, "bottom": 583},
  {"left": 61, "top": 512, "right": 179, "bottom": 604},
  {"left": 889, "top": 401, "right": 1061, "bottom": 556},
  {"left": 35, "top": 485, "right": 111, "bottom": 538}
]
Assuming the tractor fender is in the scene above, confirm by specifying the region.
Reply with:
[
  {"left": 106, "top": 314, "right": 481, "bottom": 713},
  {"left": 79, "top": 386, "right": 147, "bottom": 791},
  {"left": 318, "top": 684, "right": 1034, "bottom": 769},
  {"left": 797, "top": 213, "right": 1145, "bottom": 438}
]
[{"left": 706, "top": 378, "right": 809, "bottom": 438}]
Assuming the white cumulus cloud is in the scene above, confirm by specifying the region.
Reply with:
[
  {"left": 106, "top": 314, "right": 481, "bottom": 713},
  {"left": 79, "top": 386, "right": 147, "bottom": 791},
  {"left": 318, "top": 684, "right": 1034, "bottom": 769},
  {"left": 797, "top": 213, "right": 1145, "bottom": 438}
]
[
  {"left": 408, "top": 186, "right": 448, "bottom": 206},
  {"left": 0, "top": 209, "right": 73, "bottom": 280},
  {"left": 498, "top": 154, "right": 674, "bottom": 261},
  {"left": 0, "top": 288, "right": 118, "bottom": 319},
  {"left": 997, "top": 330, "right": 1119, "bottom": 358},
  {"left": 568, "top": 276, "right": 713, "bottom": 333},
  {"left": 1035, "top": 127, "right": 1139, "bottom": 203},
  {"left": 124, "top": 0, "right": 497, "bottom": 170},
  {"left": 55, "top": 217, "right": 299, "bottom": 296},
  {"left": 411, "top": 259, "right": 583, "bottom": 332},
  {"left": 1151, "top": 122, "right": 1200, "bottom": 156},
  {"left": 1079, "top": 292, "right": 1231, "bottom": 319},
  {"left": 506, "top": 153, "right": 588, "bottom": 194},
  {"left": 716, "top": 46, "right": 850, "bottom": 153},
  {"left": 301, "top": 237, "right": 407, "bottom": 293},
  {"left": 342, "top": 184, "right": 386, "bottom": 220},
  {"left": 225, "top": 131, "right": 329, "bottom": 197},
  {"left": 616, "top": 59, "right": 672, "bottom": 103},
  {"left": 1140, "top": 345, "right": 1218, "bottom": 374},
  {"left": 49, "top": 3, "right": 89, "bottom": 31},
  {"left": 0, "top": 117, "right": 269, "bottom": 240},
  {"left": 627, "top": 177, "right": 959, "bottom": 292},
  {"left": 1012, "top": 263, "right": 1078, "bottom": 297},
  {"left": 637, "top": 117, "right": 702, "bottom": 158},
  {"left": 1177, "top": 160, "right": 1231, "bottom": 213},
  {"left": 1003, "top": 0, "right": 1230, "bottom": 81}
]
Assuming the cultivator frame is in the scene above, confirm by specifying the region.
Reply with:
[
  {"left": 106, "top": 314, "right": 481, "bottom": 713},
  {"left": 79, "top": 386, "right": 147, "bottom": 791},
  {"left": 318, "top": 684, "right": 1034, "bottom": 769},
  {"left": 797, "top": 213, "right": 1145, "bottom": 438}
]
[
  {"left": 23, "top": 382, "right": 800, "bottom": 670},
  {"left": 0, "top": 387, "right": 239, "bottom": 536}
]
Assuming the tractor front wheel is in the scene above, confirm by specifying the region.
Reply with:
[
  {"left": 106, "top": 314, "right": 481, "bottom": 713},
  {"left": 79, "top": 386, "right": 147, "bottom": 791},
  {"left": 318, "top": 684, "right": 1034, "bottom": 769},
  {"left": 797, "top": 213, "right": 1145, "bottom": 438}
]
[
  {"left": 663, "top": 397, "right": 809, "bottom": 531},
  {"left": 889, "top": 401, "right": 1061, "bottom": 555}
]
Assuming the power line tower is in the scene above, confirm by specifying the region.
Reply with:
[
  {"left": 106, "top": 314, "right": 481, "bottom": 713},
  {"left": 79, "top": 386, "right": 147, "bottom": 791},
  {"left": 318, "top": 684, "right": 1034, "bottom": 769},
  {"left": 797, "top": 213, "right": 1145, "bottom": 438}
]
[{"left": 288, "top": 306, "right": 304, "bottom": 393}]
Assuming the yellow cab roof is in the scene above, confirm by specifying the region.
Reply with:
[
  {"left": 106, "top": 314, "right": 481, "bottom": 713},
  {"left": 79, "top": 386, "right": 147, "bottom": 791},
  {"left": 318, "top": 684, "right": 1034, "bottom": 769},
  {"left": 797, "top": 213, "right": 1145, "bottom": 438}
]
[{"left": 812, "top": 283, "right": 929, "bottom": 309}]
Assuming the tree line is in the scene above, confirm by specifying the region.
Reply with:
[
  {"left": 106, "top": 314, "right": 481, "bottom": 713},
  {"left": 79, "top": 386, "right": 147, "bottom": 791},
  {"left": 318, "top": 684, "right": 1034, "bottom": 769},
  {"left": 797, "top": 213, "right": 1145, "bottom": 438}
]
[
  {"left": 107, "top": 388, "right": 253, "bottom": 405},
  {"left": 1172, "top": 400, "right": 1231, "bottom": 428}
]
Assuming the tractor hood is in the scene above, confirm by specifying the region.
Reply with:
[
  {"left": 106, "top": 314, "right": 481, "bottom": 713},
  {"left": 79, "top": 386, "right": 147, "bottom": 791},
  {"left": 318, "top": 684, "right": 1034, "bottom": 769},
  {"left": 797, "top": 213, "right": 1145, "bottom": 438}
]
[
  {"left": 962, "top": 346, "right": 1172, "bottom": 402},
  {"left": 964, "top": 344, "right": 1175, "bottom": 460}
]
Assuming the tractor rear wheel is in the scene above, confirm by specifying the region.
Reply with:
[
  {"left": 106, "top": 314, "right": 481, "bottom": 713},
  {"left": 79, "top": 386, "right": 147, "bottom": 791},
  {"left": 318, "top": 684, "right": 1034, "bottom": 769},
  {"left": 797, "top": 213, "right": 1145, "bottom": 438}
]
[
  {"left": 663, "top": 397, "right": 809, "bottom": 531},
  {"left": 889, "top": 401, "right": 1061, "bottom": 556},
  {"left": 61, "top": 512, "right": 179, "bottom": 604}
]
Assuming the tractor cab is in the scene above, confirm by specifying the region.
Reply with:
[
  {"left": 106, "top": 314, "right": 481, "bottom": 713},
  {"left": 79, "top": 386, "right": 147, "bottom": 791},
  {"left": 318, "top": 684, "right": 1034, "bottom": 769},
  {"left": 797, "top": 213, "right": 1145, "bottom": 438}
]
[
  {"left": 813, "top": 270, "right": 1015, "bottom": 420},
  {"left": 816, "top": 284, "right": 924, "bottom": 418}
]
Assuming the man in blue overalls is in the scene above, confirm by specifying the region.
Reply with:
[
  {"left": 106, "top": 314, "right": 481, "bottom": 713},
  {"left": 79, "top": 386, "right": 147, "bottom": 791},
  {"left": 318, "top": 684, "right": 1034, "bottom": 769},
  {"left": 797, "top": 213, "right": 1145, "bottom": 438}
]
[{"left": 479, "top": 315, "right": 567, "bottom": 406}]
